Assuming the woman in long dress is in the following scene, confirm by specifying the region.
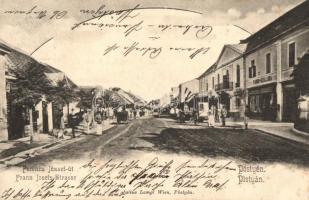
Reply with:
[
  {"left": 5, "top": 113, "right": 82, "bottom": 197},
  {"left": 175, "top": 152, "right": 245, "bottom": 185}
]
[
  {"left": 208, "top": 106, "right": 215, "bottom": 127},
  {"left": 58, "top": 112, "right": 65, "bottom": 139}
]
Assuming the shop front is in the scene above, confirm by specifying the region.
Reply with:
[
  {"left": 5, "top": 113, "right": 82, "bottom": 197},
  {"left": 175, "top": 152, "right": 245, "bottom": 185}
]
[{"left": 248, "top": 83, "right": 277, "bottom": 121}]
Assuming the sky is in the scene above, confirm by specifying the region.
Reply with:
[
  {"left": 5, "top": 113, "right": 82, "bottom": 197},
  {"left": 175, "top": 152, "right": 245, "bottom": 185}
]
[{"left": 0, "top": 0, "right": 305, "bottom": 101}]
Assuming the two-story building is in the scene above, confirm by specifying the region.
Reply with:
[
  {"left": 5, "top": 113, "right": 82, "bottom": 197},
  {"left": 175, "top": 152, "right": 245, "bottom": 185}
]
[
  {"left": 241, "top": 0, "right": 309, "bottom": 122},
  {"left": 213, "top": 44, "right": 247, "bottom": 120}
]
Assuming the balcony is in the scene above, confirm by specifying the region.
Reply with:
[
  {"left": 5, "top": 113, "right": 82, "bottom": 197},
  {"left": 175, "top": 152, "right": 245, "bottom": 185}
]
[{"left": 215, "top": 82, "right": 233, "bottom": 91}]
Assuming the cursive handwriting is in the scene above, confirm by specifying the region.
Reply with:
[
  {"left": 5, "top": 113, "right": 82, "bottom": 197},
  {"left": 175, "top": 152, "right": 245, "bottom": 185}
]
[
  {"left": 103, "top": 42, "right": 210, "bottom": 59},
  {"left": 0, "top": 158, "right": 236, "bottom": 199},
  {"left": 4, "top": 6, "right": 67, "bottom": 20}
]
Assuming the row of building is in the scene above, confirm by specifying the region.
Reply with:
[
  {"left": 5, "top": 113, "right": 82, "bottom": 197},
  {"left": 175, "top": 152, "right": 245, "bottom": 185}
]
[
  {"left": 0, "top": 40, "right": 148, "bottom": 141},
  {"left": 169, "top": 1, "right": 309, "bottom": 122},
  {"left": 0, "top": 40, "right": 78, "bottom": 141}
]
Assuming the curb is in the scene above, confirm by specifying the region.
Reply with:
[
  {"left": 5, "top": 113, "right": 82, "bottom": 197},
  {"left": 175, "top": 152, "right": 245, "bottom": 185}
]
[{"left": 292, "top": 127, "right": 309, "bottom": 138}]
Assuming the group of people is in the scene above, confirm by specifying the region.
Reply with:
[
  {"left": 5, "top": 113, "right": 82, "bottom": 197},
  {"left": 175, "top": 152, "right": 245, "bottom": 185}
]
[
  {"left": 208, "top": 105, "right": 228, "bottom": 127},
  {"left": 176, "top": 105, "right": 228, "bottom": 127}
]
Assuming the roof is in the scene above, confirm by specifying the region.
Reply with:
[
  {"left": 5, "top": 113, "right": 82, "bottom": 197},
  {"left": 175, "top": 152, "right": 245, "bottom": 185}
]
[
  {"left": 241, "top": 0, "right": 309, "bottom": 53},
  {"left": 179, "top": 78, "right": 199, "bottom": 86},
  {"left": 228, "top": 44, "right": 247, "bottom": 54},
  {"left": 1, "top": 39, "right": 78, "bottom": 89},
  {"left": 197, "top": 63, "right": 216, "bottom": 79},
  {"left": 41, "top": 63, "right": 78, "bottom": 88},
  {"left": 0, "top": 46, "right": 10, "bottom": 55}
]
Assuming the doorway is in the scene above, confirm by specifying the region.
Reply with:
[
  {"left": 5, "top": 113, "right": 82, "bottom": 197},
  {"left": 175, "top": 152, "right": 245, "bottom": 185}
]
[{"left": 42, "top": 102, "right": 49, "bottom": 133}]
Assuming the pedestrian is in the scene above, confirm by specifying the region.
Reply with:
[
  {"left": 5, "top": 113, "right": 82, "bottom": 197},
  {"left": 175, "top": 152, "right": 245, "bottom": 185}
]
[
  {"left": 69, "top": 109, "right": 76, "bottom": 138},
  {"left": 58, "top": 112, "right": 65, "bottom": 139},
  {"left": 244, "top": 105, "right": 250, "bottom": 129},
  {"left": 113, "top": 108, "right": 118, "bottom": 119},
  {"left": 179, "top": 109, "right": 185, "bottom": 123},
  {"left": 176, "top": 107, "right": 180, "bottom": 121},
  {"left": 84, "top": 109, "right": 92, "bottom": 133},
  {"left": 133, "top": 109, "right": 137, "bottom": 119},
  {"left": 192, "top": 109, "right": 198, "bottom": 125},
  {"left": 208, "top": 106, "right": 215, "bottom": 127},
  {"left": 221, "top": 105, "right": 227, "bottom": 127}
]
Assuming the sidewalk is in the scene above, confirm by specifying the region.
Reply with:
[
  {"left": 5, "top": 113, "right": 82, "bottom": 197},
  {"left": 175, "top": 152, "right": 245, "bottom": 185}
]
[
  {"left": 173, "top": 118, "right": 309, "bottom": 145},
  {"left": 0, "top": 134, "right": 57, "bottom": 160},
  {"left": 0, "top": 119, "right": 117, "bottom": 168},
  {"left": 225, "top": 120, "right": 309, "bottom": 145}
]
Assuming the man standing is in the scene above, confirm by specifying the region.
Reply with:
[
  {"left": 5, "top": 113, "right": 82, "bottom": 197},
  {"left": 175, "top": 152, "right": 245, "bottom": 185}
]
[
  {"left": 69, "top": 109, "right": 77, "bottom": 138},
  {"left": 221, "top": 105, "right": 227, "bottom": 127},
  {"left": 244, "top": 105, "right": 250, "bottom": 129}
]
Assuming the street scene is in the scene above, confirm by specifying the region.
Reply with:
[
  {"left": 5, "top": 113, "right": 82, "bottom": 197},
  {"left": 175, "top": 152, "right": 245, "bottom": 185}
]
[
  {"left": 9, "top": 117, "right": 309, "bottom": 168},
  {"left": 0, "top": 0, "right": 309, "bottom": 200}
]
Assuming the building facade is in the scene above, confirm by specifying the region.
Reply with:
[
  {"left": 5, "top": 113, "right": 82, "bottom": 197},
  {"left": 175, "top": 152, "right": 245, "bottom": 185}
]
[
  {"left": 197, "top": 64, "right": 215, "bottom": 102},
  {"left": 195, "top": 1, "right": 309, "bottom": 122},
  {"left": 179, "top": 79, "right": 199, "bottom": 111},
  {"left": 213, "top": 44, "right": 247, "bottom": 119},
  {"left": 242, "top": 0, "right": 309, "bottom": 122},
  {"left": 0, "top": 40, "right": 78, "bottom": 141},
  {"left": 0, "top": 46, "right": 9, "bottom": 141}
]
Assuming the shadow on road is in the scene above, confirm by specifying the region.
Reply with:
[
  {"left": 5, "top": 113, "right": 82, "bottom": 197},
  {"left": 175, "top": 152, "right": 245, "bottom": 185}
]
[{"left": 138, "top": 127, "right": 309, "bottom": 167}]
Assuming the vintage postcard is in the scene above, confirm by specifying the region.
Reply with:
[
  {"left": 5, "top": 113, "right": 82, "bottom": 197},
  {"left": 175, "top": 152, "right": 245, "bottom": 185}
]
[{"left": 0, "top": 0, "right": 308, "bottom": 199}]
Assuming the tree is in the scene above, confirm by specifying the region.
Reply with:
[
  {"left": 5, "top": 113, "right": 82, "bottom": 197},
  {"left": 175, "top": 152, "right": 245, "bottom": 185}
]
[
  {"left": 7, "top": 60, "right": 51, "bottom": 108},
  {"left": 45, "top": 79, "right": 78, "bottom": 106},
  {"left": 292, "top": 52, "right": 309, "bottom": 132},
  {"left": 292, "top": 52, "right": 309, "bottom": 96}
]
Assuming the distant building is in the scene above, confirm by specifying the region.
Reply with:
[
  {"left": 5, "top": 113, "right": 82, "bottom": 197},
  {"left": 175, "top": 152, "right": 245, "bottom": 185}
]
[
  {"left": 170, "top": 86, "right": 179, "bottom": 106},
  {"left": 197, "top": 63, "right": 216, "bottom": 101},
  {"left": 179, "top": 79, "right": 199, "bottom": 111}
]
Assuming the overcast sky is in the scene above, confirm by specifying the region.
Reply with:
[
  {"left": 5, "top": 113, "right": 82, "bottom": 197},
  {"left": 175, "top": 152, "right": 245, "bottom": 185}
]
[{"left": 0, "top": 0, "right": 304, "bottom": 100}]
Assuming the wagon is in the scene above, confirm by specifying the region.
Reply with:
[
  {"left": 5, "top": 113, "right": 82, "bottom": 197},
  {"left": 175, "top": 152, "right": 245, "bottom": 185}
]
[{"left": 116, "top": 110, "right": 128, "bottom": 124}]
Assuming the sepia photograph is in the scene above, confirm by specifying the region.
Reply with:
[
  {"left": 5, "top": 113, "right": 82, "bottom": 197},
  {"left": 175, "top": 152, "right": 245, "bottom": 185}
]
[{"left": 0, "top": 0, "right": 308, "bottom": 199}]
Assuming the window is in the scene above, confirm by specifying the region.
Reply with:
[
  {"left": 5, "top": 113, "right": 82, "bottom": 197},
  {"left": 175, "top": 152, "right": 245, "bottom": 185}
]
[
  {"left": 236, "top": 97, "right": 241, "bottom": 107},
  {"left": 266, "top": 53, "right": 271, "bottom": 74},
  {"left": 288, "top": 42, "right": 296, "bottom": 67},
  {"left": 251, "top": 60, "right": 256, "bottom": 78},
  {"left": 236, "top": 65, "right": 240, "bottom": 87},
  {"left": 212, "top": 77, "right": 214, "bottom": 88},
  {"left": 206, "top": 83, "right": 208, "bottom": 91},
  {"left": 217, "top": 74, "right": 220, "bottom": 85},
  {"left": 249, "top": 60, "right": 256, "bottom": 78}
]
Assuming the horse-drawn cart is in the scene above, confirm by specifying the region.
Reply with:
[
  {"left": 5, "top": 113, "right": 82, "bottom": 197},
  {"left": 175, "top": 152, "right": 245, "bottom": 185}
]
[{"left": 116, "top": 110, "right": 128, "bottom": 124}]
